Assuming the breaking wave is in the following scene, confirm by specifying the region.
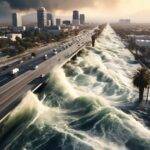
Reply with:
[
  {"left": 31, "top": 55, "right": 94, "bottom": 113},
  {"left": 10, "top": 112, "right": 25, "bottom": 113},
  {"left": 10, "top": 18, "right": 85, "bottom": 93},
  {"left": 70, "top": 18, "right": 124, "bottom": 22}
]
[{"left": 0, "top": 25, "right": 149, "bottom": 150}]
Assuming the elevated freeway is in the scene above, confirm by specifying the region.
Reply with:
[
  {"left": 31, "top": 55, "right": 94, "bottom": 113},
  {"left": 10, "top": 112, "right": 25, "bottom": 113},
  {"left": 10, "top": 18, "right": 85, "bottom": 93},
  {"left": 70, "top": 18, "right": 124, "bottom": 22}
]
[{"left": 0, "top": 30, "right": 93, "bottom": 120}]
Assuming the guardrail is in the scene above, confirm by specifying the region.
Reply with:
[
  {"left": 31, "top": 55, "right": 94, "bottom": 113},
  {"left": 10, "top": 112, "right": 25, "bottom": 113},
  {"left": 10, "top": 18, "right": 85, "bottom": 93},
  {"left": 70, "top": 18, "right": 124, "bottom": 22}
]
[{"left": 0, "top": 36, "right": 91, "bottom": 120}]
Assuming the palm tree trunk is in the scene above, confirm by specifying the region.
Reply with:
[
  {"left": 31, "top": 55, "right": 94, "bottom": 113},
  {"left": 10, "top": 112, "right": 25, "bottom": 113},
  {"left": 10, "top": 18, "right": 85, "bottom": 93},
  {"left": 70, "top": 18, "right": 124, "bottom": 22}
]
[
  {"left": 146, "top": 86, "right": 149, "bottom": 104},
  {"left": 139, "top": 87, "right": 144, "bottom": 103},
  {"left": 92, "top": 39, "right": 95, "bottom": 47}
]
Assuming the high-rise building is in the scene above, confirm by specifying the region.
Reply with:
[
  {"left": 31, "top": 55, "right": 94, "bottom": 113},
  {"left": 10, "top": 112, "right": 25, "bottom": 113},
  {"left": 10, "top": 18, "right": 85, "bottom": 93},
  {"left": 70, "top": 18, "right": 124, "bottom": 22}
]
[
  {"left": 47, "top": 13, "right": 54, "bottom": 26},
  {"left": 37, "top": 7, "right": 47, "bottom": 28},
  {"left": 80, "top": 14, "right": 85, "bottom": 25},
  {"left": 72, "top": 10, "right": 80, "bottom": 26},
  {"left": 56, "top": 18, "right": 61, "bottom": 26},
  {"left": 12, "top": 13, "right": 22, "bottom": 27}
]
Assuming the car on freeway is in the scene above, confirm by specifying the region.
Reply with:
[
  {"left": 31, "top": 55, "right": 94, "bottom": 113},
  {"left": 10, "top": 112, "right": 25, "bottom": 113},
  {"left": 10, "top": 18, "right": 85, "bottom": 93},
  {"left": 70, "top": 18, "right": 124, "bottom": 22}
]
[
  {"left": 60, "top": 46, "right": 65, "bottom": 51},
  {"left": 53, "top": 49, "right": 57, "bottom": 52},
  {"left": 28, "top": 65, "right": 39, "bottom": 70},
  {"left": 32, "top": 65, "right": 39, "bottom": 70},
  {"left": 40, "top": 74, "right": 45, "bottom": 78},
  {"left": 52, "top": 49, "right": 58, "bottom": 55},
  {"left": 20, "top": 60, "right": 24, "bottom": 64},
  {"left": 44, "top": 54, "right": 48, "bottom": 60},
  {"left": 11, "top": 68, "right": 19, "bottom": 76},
  {"left": 54, "top": 51, "right": 58, "bottom": 55}
]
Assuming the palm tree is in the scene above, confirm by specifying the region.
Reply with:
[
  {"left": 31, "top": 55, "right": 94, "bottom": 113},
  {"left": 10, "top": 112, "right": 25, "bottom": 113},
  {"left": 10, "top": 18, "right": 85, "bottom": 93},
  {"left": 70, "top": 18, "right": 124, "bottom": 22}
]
[
  {"left": 133, "top": 68, "right": 150, "bottom": 103},
  {"left": 146, "top": 86, "right": 150, "bottom": 104}
]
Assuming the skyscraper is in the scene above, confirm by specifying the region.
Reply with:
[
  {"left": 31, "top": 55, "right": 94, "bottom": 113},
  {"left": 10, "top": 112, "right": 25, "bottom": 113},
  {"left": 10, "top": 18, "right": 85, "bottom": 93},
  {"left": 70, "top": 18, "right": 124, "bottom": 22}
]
[
  {"left": 72, "top": 10, "right": 80, "bottom": 26},
  {"left": 80, "top": 14, "right": 85, "bottom": 25},
  {"left": 47, "top": 13, "right": 54, "bottom": 26},
  {"left": 12, "top": 13, "right": 22, "bottom": 27},
  {"left": 37, "top": 7, "right": 47, "bottom": 28},
  {"left": 56, "top": 18, "right": 61, "bottom": 26}
]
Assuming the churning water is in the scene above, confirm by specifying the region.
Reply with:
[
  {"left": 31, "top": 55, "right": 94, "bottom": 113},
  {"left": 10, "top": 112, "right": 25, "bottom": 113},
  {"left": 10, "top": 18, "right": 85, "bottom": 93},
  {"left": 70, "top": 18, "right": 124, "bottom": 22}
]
[{"left": 0, "top": 25, "right": 150, "bottom": 150}]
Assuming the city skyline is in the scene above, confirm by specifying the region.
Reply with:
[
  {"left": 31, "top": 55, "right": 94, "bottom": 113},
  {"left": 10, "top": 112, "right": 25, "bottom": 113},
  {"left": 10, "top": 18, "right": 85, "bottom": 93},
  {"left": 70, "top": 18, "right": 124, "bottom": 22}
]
[
  {"left": 0, "top": 1, "right": 150, "bottom": 149},
  {"left": 0, "top": 0, "right": 150, "bottom": 24},
  {"left": 10, "top": 8, "right": 85, "bottom": 28}
]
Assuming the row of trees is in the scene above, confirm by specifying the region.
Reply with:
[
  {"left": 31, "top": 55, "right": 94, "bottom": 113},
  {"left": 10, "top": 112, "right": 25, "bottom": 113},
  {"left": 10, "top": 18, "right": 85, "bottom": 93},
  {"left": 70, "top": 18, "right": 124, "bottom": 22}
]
[
  {"left": 133, "top": 67, "right": 150, "bottom": 104},
  {"left": 0, "top": 29, "right": 73, "bottom": 56}
]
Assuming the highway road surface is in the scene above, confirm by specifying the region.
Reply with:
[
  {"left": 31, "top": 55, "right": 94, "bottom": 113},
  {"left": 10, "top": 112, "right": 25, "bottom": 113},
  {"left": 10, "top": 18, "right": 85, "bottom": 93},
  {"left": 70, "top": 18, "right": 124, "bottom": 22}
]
[
  {"left": 0, "top": 31, "right": 91, "bottom": 86},
  {"left": 0, "top": 30, "right": 93, "bottom": 120}
]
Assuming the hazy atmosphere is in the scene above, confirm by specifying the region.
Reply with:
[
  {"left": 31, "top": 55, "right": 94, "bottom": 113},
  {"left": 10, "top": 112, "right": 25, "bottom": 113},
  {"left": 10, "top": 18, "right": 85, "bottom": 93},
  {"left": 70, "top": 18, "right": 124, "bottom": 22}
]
[
  {"left": 0, "top": 0, "right": 150, "bottom": 24},
  {"left": 0, "top": 0, "right": 150, "bottom": 150}
]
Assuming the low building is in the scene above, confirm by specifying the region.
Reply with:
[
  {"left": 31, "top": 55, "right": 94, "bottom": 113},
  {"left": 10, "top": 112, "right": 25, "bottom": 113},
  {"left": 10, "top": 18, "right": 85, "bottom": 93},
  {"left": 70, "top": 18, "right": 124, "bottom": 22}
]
[
  {"left": 128, "top": 35, "right": 150, "bottom": 48},
  {"left": 6, "top": 33, "right": 22, "bottom": 41},
  {"left": 62, "top": 20, "right": 71, "bottom": 26},
  {"left": 48, "top": 26, "right": 61, "bottom": 36},
  {"left": 136, "top": 39, "right": 150, "bottom": 48},
  {"left": 61, "top": 27, "right": 69, "bottom": 32},
  {"left": 119, "top": 19, "right": 130, "bottom": 24},
  {"left": 56, "top": 18, "right": 61, "bottom": 26},
  {"left": 72, "top": 25, "right": 79, "bottom": 30},
  {"left": 0, "top": 36, "right": 7, "bottom": 39},
  {"left": 12, "top": 26, "right": 26, "bottom": 32}
]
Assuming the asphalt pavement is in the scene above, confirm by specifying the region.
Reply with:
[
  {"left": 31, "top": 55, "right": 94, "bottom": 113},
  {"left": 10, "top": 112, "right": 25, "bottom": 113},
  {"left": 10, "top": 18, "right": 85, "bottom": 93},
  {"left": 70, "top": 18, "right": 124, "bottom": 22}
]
[{"left": 0, "top": 30, "right": 93, "bottom": 120}]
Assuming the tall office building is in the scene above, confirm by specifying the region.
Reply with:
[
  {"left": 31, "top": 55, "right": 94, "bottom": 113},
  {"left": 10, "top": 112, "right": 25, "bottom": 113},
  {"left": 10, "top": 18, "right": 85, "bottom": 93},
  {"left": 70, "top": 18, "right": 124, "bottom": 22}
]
[
  {"left": 47, "top": 13, "right": 54, "bottom": 26},
  {"left": 72, "top": 10, "right": 80, "bottom": 26},
  {"left": 37, "top": 7, "right": 47, "bottom": 28},
  {"left": 12, "top": 13, "right": 22, "bottom": 27},
  {"left": 80, "top": 14, "right": 85, "bottom": 25},
  {"left": 56, "top": 18, "right": 61, "bottom": 26}
]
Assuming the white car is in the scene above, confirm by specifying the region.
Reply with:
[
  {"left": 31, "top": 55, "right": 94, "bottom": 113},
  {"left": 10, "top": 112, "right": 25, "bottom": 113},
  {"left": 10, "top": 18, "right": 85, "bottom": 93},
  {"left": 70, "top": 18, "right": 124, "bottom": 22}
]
[
  {"left": 11, "top": 68, "right": 19, "bottom": 75},
  {"left": 33, "top": 65, "right": 39, "bottom": 70},
  {"left": 20, "top": 60, "right": 24, "bottom": 64},
  {"left": 53, "top": 51, "right": 58, "bottom": 55},
  {"left": 44, "top": 54, "right": 48, "bottom": 60}
]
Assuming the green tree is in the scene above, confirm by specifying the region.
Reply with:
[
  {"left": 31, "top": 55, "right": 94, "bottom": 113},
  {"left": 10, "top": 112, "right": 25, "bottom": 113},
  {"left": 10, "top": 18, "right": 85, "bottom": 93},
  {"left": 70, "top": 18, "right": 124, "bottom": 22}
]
[{"left": 133, "top": 68, "right": 150, "bottom": 103}]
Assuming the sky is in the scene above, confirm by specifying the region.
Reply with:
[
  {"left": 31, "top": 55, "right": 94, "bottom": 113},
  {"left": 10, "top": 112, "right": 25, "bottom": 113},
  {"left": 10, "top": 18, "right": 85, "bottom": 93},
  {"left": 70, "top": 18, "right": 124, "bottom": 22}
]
[{"left": 0, "top": 0, "right": 150, "bottom": 24}]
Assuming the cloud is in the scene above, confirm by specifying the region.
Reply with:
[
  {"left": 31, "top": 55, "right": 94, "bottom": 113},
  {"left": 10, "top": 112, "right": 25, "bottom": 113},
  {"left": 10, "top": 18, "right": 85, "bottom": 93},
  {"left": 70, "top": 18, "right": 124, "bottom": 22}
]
[
  {"left": 0, "top": 1, "right": 11, "bottom": 15},
  {"left": 1, "top": 0, "right": 92, "bottom": 11},
  {"left": 0, "top": 0, "right": 121, "bottom": 24},
  {"left": 1, "top": 0, "right": 120, "bottom": 11}
]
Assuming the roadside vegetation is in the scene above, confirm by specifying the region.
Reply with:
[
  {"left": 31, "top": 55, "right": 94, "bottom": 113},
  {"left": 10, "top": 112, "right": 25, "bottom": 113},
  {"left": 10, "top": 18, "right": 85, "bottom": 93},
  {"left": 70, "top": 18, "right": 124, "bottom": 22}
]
[
  {"left": 0, "top": 29, "right": 82, "bottom": 57},
  {"left": 133, "top": 67, "right": 150, "bottom": 104}
]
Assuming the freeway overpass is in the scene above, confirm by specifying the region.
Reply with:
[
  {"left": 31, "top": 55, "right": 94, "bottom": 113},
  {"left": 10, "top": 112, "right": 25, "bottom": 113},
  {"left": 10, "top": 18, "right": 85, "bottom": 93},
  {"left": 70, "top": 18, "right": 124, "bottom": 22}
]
[{"left": 0, "top": 30, "right": 93, "bottom": 120}]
